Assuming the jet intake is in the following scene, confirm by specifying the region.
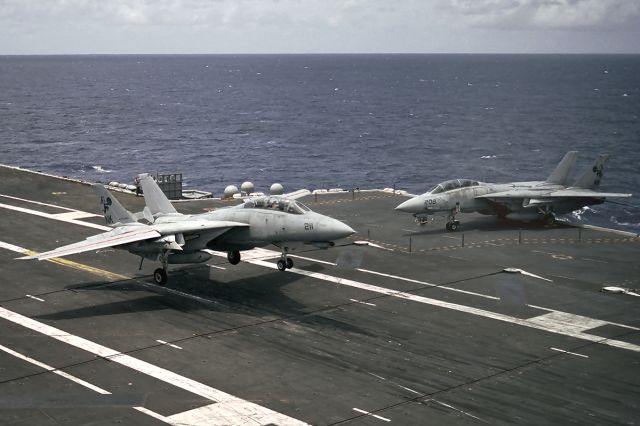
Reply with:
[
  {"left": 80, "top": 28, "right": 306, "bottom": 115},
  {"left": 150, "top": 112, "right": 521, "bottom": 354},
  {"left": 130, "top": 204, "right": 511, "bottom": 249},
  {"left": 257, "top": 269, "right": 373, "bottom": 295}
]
[{"left": 168, "top": 251, "right": 212, "bottom": 264}]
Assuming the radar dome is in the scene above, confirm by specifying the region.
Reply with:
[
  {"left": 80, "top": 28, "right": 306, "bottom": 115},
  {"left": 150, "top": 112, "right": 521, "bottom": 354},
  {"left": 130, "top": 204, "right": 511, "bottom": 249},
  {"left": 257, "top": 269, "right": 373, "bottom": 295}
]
[
  {"left": 240, "top": 181, "right": 254, "bottom": 195},
  {"left": 270, "top": 183, "right": 284, "bottom": 195},
  {"left": 223, "top": 185, "right": 239, "bottom": 199}
]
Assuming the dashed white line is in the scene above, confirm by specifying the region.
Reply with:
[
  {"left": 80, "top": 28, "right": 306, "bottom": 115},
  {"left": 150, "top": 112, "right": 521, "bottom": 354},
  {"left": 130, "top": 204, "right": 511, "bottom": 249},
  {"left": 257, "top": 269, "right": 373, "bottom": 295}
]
[
  {"left": 0, "top": 343, "right": 110, "bottom": 395},
  {"left": 353, "top": 408, "right": 391, "bottom": 422},
  {"left": 350, "top": 298, "right": 376, "bottom": 306},
  {"left": 428, "top": 399, "right": 487, "bottom": 423},
  {"left": 25, "top": 294, "right": 45, "bottom": 302},
  {"left": 156, "top": 339, "right": 183, "bottom": 350},
  {"left": 550, "top": 347, "right": 589, "bottom": 358}
]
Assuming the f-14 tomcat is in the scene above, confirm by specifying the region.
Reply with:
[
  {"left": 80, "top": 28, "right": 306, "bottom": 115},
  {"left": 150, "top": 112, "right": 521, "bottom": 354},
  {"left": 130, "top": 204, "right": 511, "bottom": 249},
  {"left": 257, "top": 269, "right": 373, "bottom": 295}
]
[
  {"left": 395, "top": 152, "right": 631, "bottom": 231},
  {"left": 21, "top": 174, "right": 355, "bottom": 285}
]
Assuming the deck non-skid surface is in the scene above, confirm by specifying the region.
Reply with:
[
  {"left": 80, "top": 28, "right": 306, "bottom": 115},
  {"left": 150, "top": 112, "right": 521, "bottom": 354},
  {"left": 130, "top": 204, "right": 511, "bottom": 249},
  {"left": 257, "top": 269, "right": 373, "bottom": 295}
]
[{"left": 1, "top": 165, "right": 639, "bottom": 425}]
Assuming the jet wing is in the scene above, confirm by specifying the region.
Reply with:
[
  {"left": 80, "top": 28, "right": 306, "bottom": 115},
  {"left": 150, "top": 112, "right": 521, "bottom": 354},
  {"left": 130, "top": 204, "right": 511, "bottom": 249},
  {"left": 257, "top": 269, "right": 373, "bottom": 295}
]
[
  {"left": 19, "top": 225, "right": 161, "bottom": 260},
  {"left": 477, "top": 189, "right": 631, "bottom": 199}
]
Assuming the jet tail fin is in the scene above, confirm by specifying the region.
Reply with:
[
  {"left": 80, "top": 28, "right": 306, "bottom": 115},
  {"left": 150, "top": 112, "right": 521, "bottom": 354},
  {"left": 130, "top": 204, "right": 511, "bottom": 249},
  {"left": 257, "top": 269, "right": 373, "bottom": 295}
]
[
  {"left": 92, "top": 184, "right": 137, "bottom": 225},
  {"left": 138, "top": 174, "right": 178, "bottom": 216},
  {"left": 573, "top": 154, "right": 609, "bottom": 190},
  {"left": 546, "top": 151, "right": 577, "bottom": 185}
]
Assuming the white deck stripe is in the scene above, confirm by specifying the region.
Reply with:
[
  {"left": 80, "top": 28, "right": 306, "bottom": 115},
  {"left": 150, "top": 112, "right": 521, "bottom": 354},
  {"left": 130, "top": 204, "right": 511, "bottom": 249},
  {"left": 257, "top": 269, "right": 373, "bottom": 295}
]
[
  {"left": 0, "top": 307, "right": 308, "bottom": 426},
  {"left": 25, "top": 294, "right": 45, "bottom": 302},
  {"left": 550, "top": 347, "right": 589, "bottom": 358},
  {"left": 353, "top": 408, "right": 391, "bottom": 422},
  {"left": 0, "top": 343, "right": 111, "bottom": 395},
  {"left": 0, "top": 193, "right": 81, "bottom": 212},
  {"left": 0, "top": 202, "right": 109, "bottom": 231}
]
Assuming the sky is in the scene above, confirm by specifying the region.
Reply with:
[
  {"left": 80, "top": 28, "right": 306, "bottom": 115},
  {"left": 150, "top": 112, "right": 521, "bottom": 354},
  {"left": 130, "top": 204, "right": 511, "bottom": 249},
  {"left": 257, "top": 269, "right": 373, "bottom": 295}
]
[{"left": 1, "top": 0, "right": 639, "bottom": 54}]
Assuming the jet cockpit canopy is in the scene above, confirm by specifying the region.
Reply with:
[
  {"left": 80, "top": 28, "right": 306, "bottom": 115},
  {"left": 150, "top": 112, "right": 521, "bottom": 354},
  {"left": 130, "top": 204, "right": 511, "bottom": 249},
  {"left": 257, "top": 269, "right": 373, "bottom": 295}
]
[
  {"left": 429, "top": 179, "right": 479, "bottom": 194},
  {"left": 243, "top": 196, "right": 311, "bottom": 215}
]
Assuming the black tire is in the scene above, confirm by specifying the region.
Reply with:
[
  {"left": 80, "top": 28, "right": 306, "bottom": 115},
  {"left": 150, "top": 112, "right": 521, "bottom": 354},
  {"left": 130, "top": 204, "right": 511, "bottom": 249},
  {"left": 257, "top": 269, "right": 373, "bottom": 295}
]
[
  {"left": 450, "top": 222, "right": 458, "bottom": 231},
  {"left": 277, "top": 259, "right": 286, "bottom": 271},
  {"left": 153, "top": 268, "right": 167, "bottom": 286},
  {"left": 445, "top": 222, "right": 452, "bottom": 231},
  {"left": 227, "top": 250, "right": 241, "bottom": 265},
  {"left": 286, "top": 258, "right": 294, "bottom": 269}
]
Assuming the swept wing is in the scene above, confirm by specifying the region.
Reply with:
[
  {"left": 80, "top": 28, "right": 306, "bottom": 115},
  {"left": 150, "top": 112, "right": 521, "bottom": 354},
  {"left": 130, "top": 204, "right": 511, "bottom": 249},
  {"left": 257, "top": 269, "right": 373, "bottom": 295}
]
[{"left": 19, "top": 220, "right": 250, "bottom": 261}]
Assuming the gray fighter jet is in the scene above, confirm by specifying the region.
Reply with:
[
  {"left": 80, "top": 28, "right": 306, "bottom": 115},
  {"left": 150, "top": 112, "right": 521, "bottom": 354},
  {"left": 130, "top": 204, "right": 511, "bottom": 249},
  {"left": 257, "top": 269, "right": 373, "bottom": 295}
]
[
  {"left": 395, "top": 152, "right": 631, "bottom": 231},
  {"left": 20, "top": 174, "right": 354, "bottom": 285}
]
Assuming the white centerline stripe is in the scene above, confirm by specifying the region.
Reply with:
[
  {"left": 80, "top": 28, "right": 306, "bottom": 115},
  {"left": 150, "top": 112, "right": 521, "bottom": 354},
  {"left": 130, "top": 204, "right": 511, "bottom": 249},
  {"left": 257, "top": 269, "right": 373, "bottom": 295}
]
[
  {"left": 0, "top": 307, "right": 308, "bottom": 426},
  {"left": 0, "top": 343, "right": 110, "bottom": 395},
  {"left": 550, "top": 347, "right": 589, "bottom": 358},
  {"left": 156, "top": 340, "right": 183, "bottom": 350},
  {"left": 353, "top": 408, "right": 391, "bottom": 422},
  {"left": 25, "top": 294, "right": 45, "bottom": 302}
]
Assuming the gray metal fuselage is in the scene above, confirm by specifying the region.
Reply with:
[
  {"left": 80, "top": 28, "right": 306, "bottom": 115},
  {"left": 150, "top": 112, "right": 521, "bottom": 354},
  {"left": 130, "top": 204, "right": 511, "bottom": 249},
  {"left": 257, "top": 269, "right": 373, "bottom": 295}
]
[
  {"left": 148, "top": 201, "right": 353, "bottom": 254},
  {"left": 398, "top": 180, "right": 603, "bottom": 221}
]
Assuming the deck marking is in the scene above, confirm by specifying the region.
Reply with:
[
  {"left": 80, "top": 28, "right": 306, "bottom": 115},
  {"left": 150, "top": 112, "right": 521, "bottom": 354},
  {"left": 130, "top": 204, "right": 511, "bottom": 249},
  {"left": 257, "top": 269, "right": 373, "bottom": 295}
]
[
  {"left": 0, "top": 240, "right": 130, "bottom": 281},
  {"left": 0, "top": 193, "right": 95, "bottom": 213},
  {"left": 206, "top": 264, "right": 227, "bottom": 270},
  {"left": 550, "top": 347, "right": 589, "bottom": 358},
  {"left": 353, "top": 408, "right": 391, "bottom": 422},
  {"left": 354, "top": 267, "right": 500, "bottom": 300},
  {"left": 156, "top": 339, "right": 183, "bottom": 350},
  {"left": 133, "top": 407, "right": 170, "bottom": 423},
  {"left": 428, "top": 399, "right": 487, "bottom": 423},
  {"left": 0, "top": 343, "right": 111, "bottom": 395},
  {"left": 398, "top": 385, "right": 421, "bottom": 395},
  {"left": 0, "top": 306, "right": 308, "bottom": 425},
  {"left": 0, "top": 202, "right": 110, "bottom": 231},
  {"left": 245, "top": 259, "right": 640, "bottom": 353},
  {"left": 350, "top": 298, "right": 376, "bottom": 306},
  {"left": 25, "top": 294, "right": 45, "bottom": 302},
  {"left": 51, "top": 211, "right": 101, "bottom": 220}
]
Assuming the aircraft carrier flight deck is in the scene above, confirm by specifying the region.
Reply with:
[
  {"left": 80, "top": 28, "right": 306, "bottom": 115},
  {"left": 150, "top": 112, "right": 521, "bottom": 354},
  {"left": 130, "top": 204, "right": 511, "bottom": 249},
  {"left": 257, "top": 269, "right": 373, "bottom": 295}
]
[{"left": 0, "top": 165, "right": 639, "bottom": 425}]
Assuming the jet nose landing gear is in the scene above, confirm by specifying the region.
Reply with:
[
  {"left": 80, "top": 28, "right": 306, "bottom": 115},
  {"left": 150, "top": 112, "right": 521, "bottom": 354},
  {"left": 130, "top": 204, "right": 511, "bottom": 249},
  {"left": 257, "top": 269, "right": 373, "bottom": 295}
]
[{"left": 446, "top": 205, "right": 461, "bottom": 231}]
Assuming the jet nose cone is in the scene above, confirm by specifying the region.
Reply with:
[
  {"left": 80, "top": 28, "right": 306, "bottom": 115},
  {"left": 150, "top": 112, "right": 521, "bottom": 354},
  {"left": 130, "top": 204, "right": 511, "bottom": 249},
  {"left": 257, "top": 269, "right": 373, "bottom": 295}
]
[
  {"left": 395, "top": 197, "right": 422, "bottom": 213},
  {"left": 333, "top": 221, "right": 356, "bottom": 239}
]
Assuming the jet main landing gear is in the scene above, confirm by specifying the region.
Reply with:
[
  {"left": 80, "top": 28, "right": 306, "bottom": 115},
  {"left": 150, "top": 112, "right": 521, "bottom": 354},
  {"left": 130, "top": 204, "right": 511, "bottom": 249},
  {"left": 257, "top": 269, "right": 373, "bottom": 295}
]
[
  {"left": 227, "top": 250, "right": 241, "bottom": 265},
  {"left": 153, "top": 251, "right": 169, "bottom": 286},
  {"left": 277, "top": 247, "right": 294, "bottom": 271}
]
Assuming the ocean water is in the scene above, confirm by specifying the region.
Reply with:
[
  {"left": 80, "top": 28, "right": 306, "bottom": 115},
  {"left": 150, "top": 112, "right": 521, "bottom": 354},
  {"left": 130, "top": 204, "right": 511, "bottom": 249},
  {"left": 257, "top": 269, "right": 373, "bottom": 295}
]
[{"left": 1, "top": 54, "right": 639, "bottom": 231}]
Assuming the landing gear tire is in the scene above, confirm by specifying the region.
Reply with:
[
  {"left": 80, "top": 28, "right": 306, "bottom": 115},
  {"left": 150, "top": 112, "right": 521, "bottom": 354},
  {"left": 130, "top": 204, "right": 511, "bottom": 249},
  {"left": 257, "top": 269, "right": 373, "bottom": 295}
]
[
  {"left": 286, "top": 258, "right": 294, "bottom": 269},
  {"left": 227, "top": 250, "right": 241, "bottom": 265},
  {"left": 153, "top": 268, "right": 168, "bottom": 286},
  {"left": 446, "top": 221, "right": 459, "bottom": 232},
  {"left": 277, "top": 259, "right": 287, "bottom": 271}
]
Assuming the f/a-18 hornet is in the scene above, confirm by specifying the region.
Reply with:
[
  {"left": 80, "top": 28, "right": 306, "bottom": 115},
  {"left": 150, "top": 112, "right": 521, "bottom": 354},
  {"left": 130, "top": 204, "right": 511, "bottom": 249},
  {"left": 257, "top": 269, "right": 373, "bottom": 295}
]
[
  {"left": 21, "top": 174, "right": 355, "bottom": 285},
  {"left": 395, "top": 151, "right": 631, "bottom": 231}
]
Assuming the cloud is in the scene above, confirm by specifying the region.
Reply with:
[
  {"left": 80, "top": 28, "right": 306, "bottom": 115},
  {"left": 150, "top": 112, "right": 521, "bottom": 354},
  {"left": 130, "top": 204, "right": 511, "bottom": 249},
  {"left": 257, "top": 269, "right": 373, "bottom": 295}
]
[{"left": 447, "top": 0, "right": 640, "bottom": 30}]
